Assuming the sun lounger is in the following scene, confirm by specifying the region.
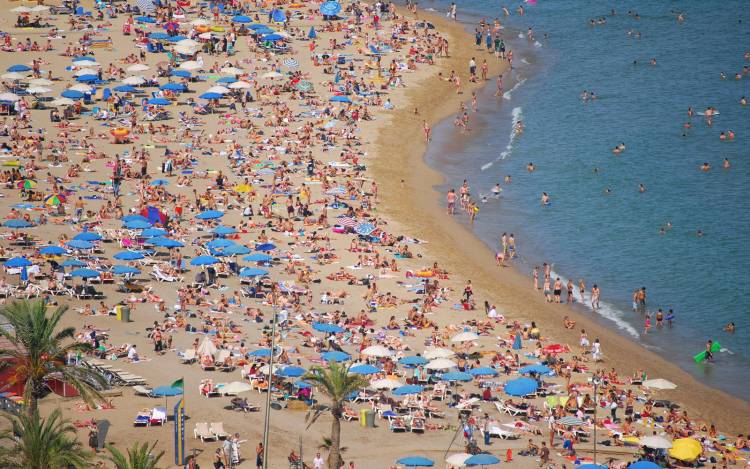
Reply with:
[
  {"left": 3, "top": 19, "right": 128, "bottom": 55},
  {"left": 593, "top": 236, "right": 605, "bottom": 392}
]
[
  {"left": 495, "top": 401, "right": 526, "bottom": 417},
  {"left": 194, "top": 422, "right": 218, "bottom": 442},
  {"left": 342, "top": 407, "right": 359, "bottom": 421},
  {"left": 489, "top": 426, "right": 521, "bottom": 440},
  {"left": 409, "top": 417, "right": 425, "bottom": 433},
  {"left": 389, "top": 418, "right": 407, "bottom": 432},
  {"left": 210, "top": 422, "right": 229, "bottom": 440},
  {"left": 133, "top": 409, "right": 151, "bottom": 426},
  {"left": 179, "top": 349, "right": 197, "bottom": 364},
  {"left": 133, "top": 385, "right": 153, "bottom": 397}
]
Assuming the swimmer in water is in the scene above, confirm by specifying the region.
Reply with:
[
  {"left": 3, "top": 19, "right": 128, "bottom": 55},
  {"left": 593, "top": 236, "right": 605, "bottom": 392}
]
[
  {"left": 541, "top": 192, "right": 550, "bottom": 205},
  {"left": 666, "top": 221, "right": 673, "bottom": 230},
  {"left": 658, "top": 227, "right": 666, "bottom": 235},
  {"left": 697, "top": 229, "right": 704, "bottom": 237},
  {"left": 604, "top": 187, "right": 612, "bottom": 195},
  {"left": 650, "top": 58, "right": 657, "bottom": 65},
  {"left": 504, "top": 175, "right": 512, "bottom": 184},
  {"left": 491, "top": 183, "right": 502, "bottom": 196},
  {"left": 701, "top": 162, "right": 711, "bottom": 172},
  {"left": 527, "top": 162, "right": 535, "bottom": 172},
  {"left": 723, "top": 158, "right": 731, "bottom": 169},
  {"left": 724, "top": 322, "right": 735, "bottom": 333},
  {"left": 687, "top": 106, "right": 694, "bottom": 117},
  {"left": 639, "top": 183, "right": 646, "bottom": 193},
  {"left": 741, "top": 96, "right": 747, "bottom": 106}
]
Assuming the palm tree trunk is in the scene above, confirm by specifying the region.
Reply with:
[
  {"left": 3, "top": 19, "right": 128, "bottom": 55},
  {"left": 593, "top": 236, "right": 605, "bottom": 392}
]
[
  {"left": 328, "top": 413, "right": 341, "bottom": 469},
  {"left": 26, "top": 378, "right": 39, "bottom": 419}
]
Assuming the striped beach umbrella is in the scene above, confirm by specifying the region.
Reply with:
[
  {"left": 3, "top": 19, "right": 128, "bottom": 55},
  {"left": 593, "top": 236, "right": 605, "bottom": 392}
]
[
  {"left": 283, "top": 58, "right": 299, "bottom": 68},
  {"left": 295, "top": 80, "right": 313, "bottom": 92}
]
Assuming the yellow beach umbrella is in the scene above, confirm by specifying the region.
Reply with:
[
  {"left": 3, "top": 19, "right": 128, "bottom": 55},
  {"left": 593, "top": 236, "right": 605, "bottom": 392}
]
[
  {"left": 668, "top": 438, "right": 702, "bottom": 461},
  {"left": 233, "top": 184, "right": 253, "bottom": 193}
]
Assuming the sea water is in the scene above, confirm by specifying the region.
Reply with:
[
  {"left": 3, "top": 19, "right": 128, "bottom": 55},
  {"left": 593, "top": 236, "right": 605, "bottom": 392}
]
[{"left": 415, "top": 0, "right": 750, "bottom": 400}]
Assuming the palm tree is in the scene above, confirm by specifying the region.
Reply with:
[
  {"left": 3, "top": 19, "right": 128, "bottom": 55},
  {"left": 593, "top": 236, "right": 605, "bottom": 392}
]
[
  {"left": 104, "top": 441, "right": 165, "bottom": 469},
  {"left": 0, "top": 299, "right": 106, "bottom": 416},
  {"left": 0, "top": 409, "right": 91, "bottom": 469},
  {"left": 304, "top": 361, "right": 368, "bottom": 469}
]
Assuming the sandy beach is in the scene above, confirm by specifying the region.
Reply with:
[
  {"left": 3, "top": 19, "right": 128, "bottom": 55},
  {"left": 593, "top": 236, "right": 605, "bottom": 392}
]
[{"left": 0, "top": 1, "right": 748, "bottom": 468}]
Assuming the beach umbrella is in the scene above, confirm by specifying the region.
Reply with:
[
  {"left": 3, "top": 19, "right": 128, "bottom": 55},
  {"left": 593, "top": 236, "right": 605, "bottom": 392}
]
[
  {"left": 148, "top": 97, "right": 170, "bottom": 106},
  {"left": 423, "top": 347, "right": 455, "bottom": 359},
  {"left": 176, "top": 38, "right": 199, "bottom": 48},
  {"left": 330, "top": 95, "right": 352, "bottom": 103},
  {"left": 468, "top": 367, "right": 499, "bottom": 377},
  {"left": 44, "top": 194, "right": 67, "bottom": 206},
  {"left": 465, "top": 454, "right": 501, "bottom": 466},
  {"left": 668, "top": 438, "right": 702, "bottom": 461},
  {"left": 136, "top": 0, "right": 155, "bottom": 14},
  {"left": 320, "top": 1, "right": 342, "bottom": 16},
  {"left": 7, "top": 64, "right": 31, "bottom": 73},
  {"left": 255, "top": 243, "right": 276, "bottom": 252},
  {"left": 76, "top": 75, "right": 99, "bottom": 83},
  {"left": 40, "top": 246, "right": 66, "bottom": 255},
  {"left": 277, "top": 366, "right": 306, "bottom": 378},
  {"left": 66, "top": 240, "right": 94, "bottom": 250},
  {"left": 451, "top": 331, "right": 479, "bottom": 342},
  {"left": 4, "top": 219, "right": 31, "bottom": 229},
  {"left": 206, "top": 238, "right": 234, "bottom": 249},
  {"left": 213, "top": 226, "right": 237, "bottom": 236},
  {"left": 239, "top": 267, "right": 269, "bottom": 277},
  {"left": 247, "top": 349, "right": 272, "bottom": 358},
  {"left": 26, "top": 86, "right": 52, "bottom": 95},
  {"left": 72, "top": 60, "right": 100, "bottom": 67},
  {"left": 196, "top": 210, "right": 224, "bottom": 220},
  {"left": 639, "top": 435, "right": 673, "bottom": 449},
  {"left": 206, "top": 85, "right": 230, "bottom": 94},
  {"left": 441, "top": 372, "right": 473, "bottom": 382},
  {"left": 4, "top": 257, "right": 32, "bottom": 268},
  {"left": 398, "top": 356, "right": 428, "bottom": 366},
  {"left": 16, "top": 180, "right": 37, "bottom": 190},
  {"left": 113, "top": 265, "right": 141, "bottom": 276},
  {"left": 146, "top": 237, "right": 184, "bottom": 248},
  {"left": 175, "top": 45, "right": 199, "bottom": 55},
  {"left": 50, "top": 98, "right": 75, "bottom": 107},
  {"left": 629, "top": 462, "right": 661, "bottom": 469},
  {"left": 445, "top": 453, "right": 472, "bottom": 467},
  {"left": 215, "top": 76, "right": 237, "bottom": 84},
  {"left": 70, "top": 84, "right": 94, "bottom": 93},
  {"left": 576, "top": 465, "right": 606, "bottom": 469},
  {"left": 283, "top": 58, "right": 299, "bottom": 68},
  {"left": 228, "top": 81, "right": 252, "bottom": 90},
  {"left": 199, "top": 92, "right": 222, "bottom": 100},
  {"left": 70, "top": 268, "right": 100, "bottom": 279},
  {"left": 270, "top": 9, "right": 286, "bottom": 22},
  {"left": 312, "top": 323, "right": 344, "bottom": 334},
  {"left": 425, "top": 358, "right": 456, "bottom": 370},
  {"left": 113, "top": 251, "right": 145, "bottom": 261},
  {"left": 361, "top": 345, "right": 394, "bottom": 358},
  {"left": 349, "top": 364, "right": 380, "bottom": 375},
  {"left": 320, "top": 351, "right": 350, "bottom": 362},
  {"left": 393, "top": 385, "right": 424, "bottom": 396},
  {"left": 0, "top": 92, "right": 20, "bottom": 102},
  {"left": 61, "top": 259, "right": 86, "bottom": 268},
  {"left": 642, "top": 379, "right": 677, "bottom": 390},
  {"left": 122, "top": 76, "right": 146, "bottom": 86},
  {"left": 296, "top": 81, "right": 313, "bottom": 92},
  {"left": 222, "top": 245, "right": 250, "bottom": 256},
  {"left": 232, "top": 15, "right": 252, "bottom": 23},
  {"left": 180, "top": 61, "right": 202, "bottom": 71},
  {"left": 29, "top": 78, "right": 53, "bottom": 86},
  {"left": 152, "top": 385, "right": 183, "bottom": 397},
  {"left": 73, "top": 68, "right": 98, "bottom": 76},
  {"left": 126, "top": 64, "right": 150, "bottom": 72},
  {"left": 243, "top": 253, "right": 272, "bottom": 262},
  {"left": 370, "top": 377, "right": 402, "bottom": 389},
  {"left": 221, "top": 381, "right": 252, "bottom": 394},
  {"left": 122, "top": 214, "right": 150, "bottom": 223},
  {"left": 141, "top": 228, "right": 168, "bottom": 237},
  {"left": 190, "top": 255, "right": 220, "bottom": 266},
  {"left": 123, "top": 220, "right": 152, "bottom": 229},
  {"left": 160, "top": 83, "right": 185, "bottom": 91},
  {"left": 1, "top": 72, "right": 26, "bottom": 81},
  {"left": 518, "top": 364, "right": 552, "bottom": 375},
  {"left": 262, "top": 34, "right": 285, "bottom": 42},
  {"left": 11, "top": 6, "right": 32, "bottom": 13},
  {"left": 30, "top": 5, "right": 49, "bottom": 12},
  {"left": 504, "top": 377, "right": 538, "bottom": 397},
  {"left": 558, "top": 416, "right": 584, "bottom": 426},
  {"left": 171, "top": 70, "right": 192, "bottom": 78},
  {"left": 149, "top": 179, "right": 169, "bottom": 187},
  {"left": 114, "top": 85, "right": 137, "bottom": 93},
  {"left": 396, "top": 456, "right": 433, "bottom": 467},
  {"left": 198, "top": 337, "right": 217, "bottom": 357},
  {"left": 61, "top": 90, "right": 85, "bottom": 99}
]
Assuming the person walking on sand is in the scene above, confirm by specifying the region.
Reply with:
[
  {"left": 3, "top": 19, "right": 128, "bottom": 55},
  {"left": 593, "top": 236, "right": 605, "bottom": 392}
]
[
  {"left": 446, "top": 189, "right": 457, "bottom": 214},
  {"left": 495, "top": 74, "right": 504, "bottom": 97},
  {"left": 591, "top": 284, "right": 600, "bottom": 309},
  {"left": 423, "top": 120, "right": 431, "bottom": 142},
  {"left": 539, "top": 442, "right": 550, "bottom": 467}
]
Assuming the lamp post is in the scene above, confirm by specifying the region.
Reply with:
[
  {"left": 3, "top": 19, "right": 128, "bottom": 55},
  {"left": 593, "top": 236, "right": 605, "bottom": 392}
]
[
  {"left": 262, "top": 304, "right": 277, "bottom": 469},
  {"left": 592, "top": 376, "right": 601, "bottom": 465}
]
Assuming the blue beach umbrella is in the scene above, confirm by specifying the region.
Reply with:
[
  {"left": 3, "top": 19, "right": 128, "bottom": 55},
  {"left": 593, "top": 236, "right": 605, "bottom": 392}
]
[
  {"left": 199, "top": 92, "right": 222, "bottom": 100},
  {"left": 148, "top": 97, "right": 170, "bottom": 106},
  {"left": 232, "top": 15, "right": 252, "bottom": 23},
  {"left": 141, "top": 228, "right": 168, "bottom": 237},
  {"left": 312, "top": 323, "right": 343, "bottom": 334},
  {"left": 355, "top": 223, "right": 376, "bottom": 236},
  {"left": 222, "top": 245, "right": 250, "bottom": 256},
  {"left": 61, "top": 90, "right": 85, "bottom": 99},
  {"left": 262, "top": 33, "right": 284, "bottom": 41},
  {"left": 4, "top": 257, "right": 32, "bottom": 268},
  {"left": 349, "top": 364, "right": 380, "bottom": 375},
  {"left": 149, "top": 178, "right": 169, "bottom": 186},
  {"left": 66, "top": 239, "right": 94, "bottom": 250},
  {"left": 121, "top": 215, "right": 149, "bottom": 223},
  {"left": 243, "top": 253, "right": 272, "bottom": 262},
  {"left": 213, "top": 225, "right": 237, "bottom": 236},
  {"left": 4, "top": 219, "right": 32, "bottom": 229},
  {"left": 206, "top": 238, "right": 234, "bottom": 249},
  {"left": 152, "top": 385, "right": 183, "bottom": 397},
  {"left": 270, "top": 9, "right": 286, "bottom": 22},
  {"left": 61, "top": 259, "right": 86, "bottom": 268},
  {"left": 146, "top": 237, "right": 184, "bottom": 248},
  {"left": 171, "top": 70, "right": 191, "bottom": 78},
  {"left": 113, "top": 265, "right": 141, "bottom": 275},
  {"left": 468, "top": 367, "right": 499, "bottom": 377},
  {"left": 320, "top": 351, "right": 350, "bottom": 362},
  {"left": 518, "top": 364, "right": 552, "bottom": 375},
  {"left": 629, "top": 462, "right": 660, "bottom": 469},
  {"left": 393, "top": 385, "right": 424, "bottom": 396},
  {"left": 73, "top": 232, "right": 102, "bottom": 241},
  {"left": 114, "top": 85, "right": 136, "bottom": 92},
  {"left": 70, "top": 268, "right": 100, "bottom": 279},
  {"left": 465, "top": 454, "right": 501, "bottom": 466},
  {"left": 113, "top": 250, "right": 146, "bottom": 261},
  {"left": 320, "top": 1, "right": 342, "bottom": 16},
  {"left": 504, "top": 377, "right": 538, "bottom": 397},
  {"left": 576, "top": 465, "right": 607, "bottom": 469},
  {"left": 190, "top": 255, "right": 220, "bottom": 266},
  {"left": 7, "top": 64, "right": 32, "bottom": 72},
  {"left": 124, "top": 220, "right": 152, "bottom": 230},
  {"left": 239, "top": 267, "right": 269, "bottom": 277},
  {"left": 398, "top": 356, "right": 428, "bottom": 366},
  {"left": 216, "top": 76, "right": 237, "bottom": 84},
  {"left": 277, "top": 366, "right": 306, "bottom": 378},
  {"left": 196, "top": 210, "right": 224, "bottom": 220},
  {"left": 255, "top": 243, "right": 276, "bottom": 252},
  {"left": 330, "top": 95, "right": 351, "bottom": 103},
  {"left": 167, "top": 35, "right": 187, "bottom": 43},
  {"left": 40, "top": 246, "right": 66, "bottom": 255},
  {"left": 396, "top": 456, "right": 433, "bottom": 467},
  {"left": 160, "top": 82, "right": 185, "bottom": 91},
  {"left": 247, "top": 349, "right": 272, "bottom": 358},
  {"left": 76, "top": 74, "right": 98, "bottom": 83},
  {"left": 149, "top": 32, "right": 170, "bottom": 40},
  {"left": 441, "top": 371, "right": 473, "bottom": 382}
]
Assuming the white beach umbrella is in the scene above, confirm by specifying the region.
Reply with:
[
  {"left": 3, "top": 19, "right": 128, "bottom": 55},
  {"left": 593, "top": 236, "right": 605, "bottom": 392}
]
[
  {"left": 197, "top": 337, "right": 217, "bottom": 357},
  {"left": 0, "top": 92, "right": 21, "bottom": 102},
  {"left": 221, "top": 67, "right": 244, "bottom": 76},
  {"left": 370, "top": 377, "right": 402, "bottom": 390},
  {"left": 174, "top": 45, "right": 199, "bottom": 55},
  {"left": 221, "top": 381, "right": 253, "bottom": 394},
  {"left": 73, "top": 60, "right": 100, "bottom": 67},
  {"left": 451, "top": 331, "right": 479, "bottom": 343},
  {"left": 262, "top": 71, "right": 283, "bottom": 79},
  {"left": 425, "top": 358, "right": 457, "bottom": 370},
  {"left": 640, "top": 435, "right": 673, "bottom": 449},
  {"left": 122, "top": 76, "right": 146, "bottom": 85},
  {"left": 26, "top": 86, "right": 52, "bottom": 95},
  {"left": 445, "top": 453, "right": 472, "bottom": 467},
  {"left": 642, "top": 378, "right": 677, "bottom": 390},
  {"left": 1, "top": 72, "right": 27, "bottom": 81},
  {"left": 51, "top": 97, "right": 75, "bottom": 107},
  {"left": 198, "top": 32, "right": 214, "bottom": 40},
  {"left": 31, "top": 5, "right": 50, "bottom": 12},
  {"left": 126, "top": 64, "right": 150, "bottom": 72},
  {"left": 206, "top": 85, "right": 230, "bottom": 94},
  {"left": 69, "top": 84, "right": 93, "bottom": 93},
  {"left": 29, "top": 78, "right": 53, "bottom": 86},
  {"left": 191, "top": 18, "right": 211, "bottom": 26},
  {"left": 423, "top": 347, "right": 455, "bottom": 359},
  {"left": 180, "top": 61, "right": 202, "bottom": 71},
  {"left": 11, "top": 6, "right": 32, "bottom": 13},
  {"left": 176, "top": 38, "right": 199, "bottom": 48},
  {"left": 259, "top": 363, "right": 283, "bottom": 375},
  {"left": 74, "top": 68, "right": 98, "bottom": 77},
  {"left": 228, "top": 80, "right": 252, "bottom": 89},
  {"left": 361, "top": 345, "right": 394, "bottom": 358}
]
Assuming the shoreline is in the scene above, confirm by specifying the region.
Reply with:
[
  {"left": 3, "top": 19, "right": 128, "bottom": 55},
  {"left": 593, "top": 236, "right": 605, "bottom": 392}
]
[{"left": 374, "top": 7, "right": 750, "bottom": 432}]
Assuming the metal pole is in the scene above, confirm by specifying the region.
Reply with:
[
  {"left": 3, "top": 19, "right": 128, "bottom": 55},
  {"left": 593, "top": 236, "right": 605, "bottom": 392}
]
[
  {"left": 593, "top": 379, "right": 598, "bottom": 465},
  {"left": 262, "top": 305, "right": 277, "bottom": 469}
]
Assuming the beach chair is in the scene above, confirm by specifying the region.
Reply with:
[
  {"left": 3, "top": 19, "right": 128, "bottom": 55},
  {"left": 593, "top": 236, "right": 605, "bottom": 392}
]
[
  {"left": 179, "top": 349, "right": 197, "bottom": 364},
  {"left": 489, "top": 426, "right": 521, "bottom": 440},
  {"left": 389, "top": 417, "right": 407, "bottom": 432},
  {"left": 149, "top": 407, "right": 167, "bottom": 426},
  {"left": 409, "top": 417, "right": 425, "bottom": 433},
  {"left": 209, "top": 422, "right": 229, "bottom": 440},
  {"left": 495, "top": 401, "right": 525, "bottom": 417},
  {"left": 342, "top": 407, "right": 359, "bottom": 421},
  {"left": 194, "top": 422, "right": 218, "bottom": 442},
  {"left": 133, "top": 409, "right": 151, "bottom": 426},
  {"left": 133, "top": 385, "right": 153, "bottom": 397}
]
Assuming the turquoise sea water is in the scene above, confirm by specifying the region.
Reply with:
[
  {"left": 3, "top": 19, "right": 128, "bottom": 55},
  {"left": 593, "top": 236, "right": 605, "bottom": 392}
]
[{"left": 415, "top": 0, "right": 750, "bottom": 400}]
